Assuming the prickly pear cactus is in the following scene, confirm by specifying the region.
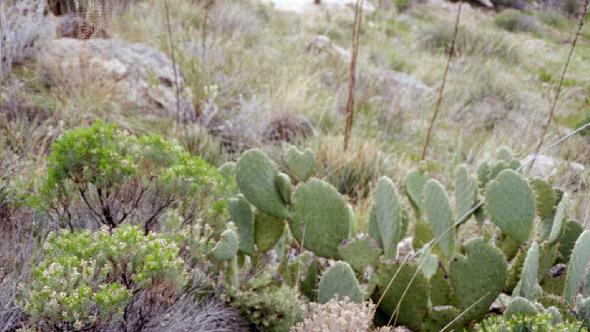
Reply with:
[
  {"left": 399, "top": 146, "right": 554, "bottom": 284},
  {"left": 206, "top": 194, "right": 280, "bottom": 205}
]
[
  {"left": 301, "top": 258, "right": 320, "bottom": 301},
  {"left": 513, "top": 242, "right": 542, "bottom": 301},
  {"left": 477, "top": 161, "right": 491, "bottom": 188},
  {"left": 236, "top": 149, "right": 290, "bottom": 219},
  {"left": 449, "top": 239, "right": 508, "bottom": 321},
  {"left": 280, "top": 145, "right": 316, "bottom": 183},
  {"left": 276, "top": 172, "right": 293, "bottom": 205},
  {"left": 547, "top": 194, "right": 569, "bottom": 245},
  {"left": 504, "top": 297, "right": 539, "bottom": 319},
  {"left": 338, "top": 235, "right": 382, "bottom": 273},
  {"left": 211, "top": 227, "right": 239, "bottom": 261},
  {"left": 496, "top": 146, "right": 513, "bottom": 162},
  {"left": 254, "top": 211, "right": 285, "bottom": 253},
  {"left": 430, "top": 266, "right": 456, "bottom": 307},
  {"left": 317, "top": 261, "right": 363, "bottom": 304},
  {"left": 423, "top": 306, "right": 463, "bottom": 332},
  {"left": 558, "top": 220, "right": 584, "bottom": 264},
  {"left": 455, "top": 165, "right": 478, "bottom": 222},
  {"left": 505, "top": 249, "right": 526, "bottom": 293},
  {"left": 405, "top": 169, "right": 428, "bottom": 216},
  {"left": 564, "top": 231, "right": 590, "bottom": 305},
  {"left": 424, "top": 179, "right": 456, "bottom": 260},
  {"left": 218, "top": 161, "right": 236, "bottom": 179},
  {"left": 577, "top": 297, "right": 590, "bottom": 329},
  {"left": 290, "top": 178, "right": 352, "bottom": 258},
  {"left": 372, "top": 262, "right": 429, "bottom": 331},
  {"left": 369, "top": 176, "right": 405, "bottom": 259},
  {"left": 229, "top": 194, "right": 255, "bottom": 255},
  {"left": 532, "top": 178, "right": 558, "bottom": 238},
  {"left": 486, "top": 169, "right": 536, "bottom": 244}
]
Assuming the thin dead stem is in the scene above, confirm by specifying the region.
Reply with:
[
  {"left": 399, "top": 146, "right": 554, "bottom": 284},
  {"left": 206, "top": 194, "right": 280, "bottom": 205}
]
[
  {"left": 343, "top": 0, "right": 364, "bottom": 151},
  {"left": 164, "top": 0, "right": 182, "bottom": 126},
  {"left": 201, "top": 0, "right": 215, "bottom": 61},
  {"left": 529, "top": 0, "right": 588, "bottom": 171},
  {"left": 421, "top": 1, "right": 463, "bottom": 161}
]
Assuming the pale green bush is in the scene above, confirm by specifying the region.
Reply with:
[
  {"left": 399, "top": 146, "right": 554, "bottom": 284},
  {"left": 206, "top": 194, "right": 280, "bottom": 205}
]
[{"left": 21, "top": 224, "right": 187, "bottom": 330}]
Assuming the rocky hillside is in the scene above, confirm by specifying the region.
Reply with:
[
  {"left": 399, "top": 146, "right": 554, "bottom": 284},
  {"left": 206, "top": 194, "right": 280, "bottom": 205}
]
[{"left": 1, "top": 0, "right": 590, "bottom": 331}]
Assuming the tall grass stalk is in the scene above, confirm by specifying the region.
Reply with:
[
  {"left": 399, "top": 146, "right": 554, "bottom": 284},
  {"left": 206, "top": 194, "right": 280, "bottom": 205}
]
[
  {"left": 529, "top": 0, "right": 589, "bottom": 171},
  {"left": 164, "top": 0, "right": 181, "bottom": 126},
  {"left": 201, "top": 0, "right": 215, "bottom": 61},
  {"left": 343, "top": 0, "right": 364, "bottom": 151},
  {"left": 421, "top": 1, "right": 463, "bottom": 161}
]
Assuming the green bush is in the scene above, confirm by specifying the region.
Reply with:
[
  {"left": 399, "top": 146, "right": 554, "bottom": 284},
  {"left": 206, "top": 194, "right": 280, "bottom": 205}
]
[
  {"left": 35, "top": 120, "right": 229, "bottom": 232},
  {"left": 21, "top": 224, "right": 187, "bottom": 330},
  {"left": 228, "top": 272, "right": 303, "bottom": 332},
  {"left": 477, "top": 313, "right": 587, "bottom": 331},
  {"left": 494, "top": 10, "right": 541, "bottom": 34}
]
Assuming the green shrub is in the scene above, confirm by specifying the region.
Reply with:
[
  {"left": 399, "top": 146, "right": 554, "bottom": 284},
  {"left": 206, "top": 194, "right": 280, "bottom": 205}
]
[
  {"left": 21, "top": 224, "right": 187, "bottom": 331},
  {"left": 35, "top": 120, "right": 229, "bottom": 232},
  {"left": 477, "top": 313, "right": 587, "bottom": 331},
  {"left": 228, "top": 272, "right": 303, "bottom": 332},
  {"left": 494, "top": 10, "right": 541, "bottom": 34}
]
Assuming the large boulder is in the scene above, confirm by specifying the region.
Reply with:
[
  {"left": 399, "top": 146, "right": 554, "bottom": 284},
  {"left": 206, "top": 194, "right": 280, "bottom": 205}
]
[
  {"left": 1, "top": 0, "right": 53, "bottom": 80},
  {"left": 36, "top": 38, "right": 195, "bottom": 121}
]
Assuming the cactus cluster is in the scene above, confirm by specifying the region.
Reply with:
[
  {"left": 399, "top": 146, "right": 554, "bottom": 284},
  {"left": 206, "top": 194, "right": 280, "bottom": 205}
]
[{"left": 219, "top": 145, "right": 590, "bottom": 331}]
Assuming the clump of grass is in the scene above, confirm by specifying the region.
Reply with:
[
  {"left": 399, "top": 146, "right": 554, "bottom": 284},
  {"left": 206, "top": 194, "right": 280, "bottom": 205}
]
[
  {"left": 421, "top": 20, "right": 521, "bottom": 63},
  {"left": 494, "top": 9, "right": 541, "bottom": 33},
  {"left": 538, "top": 10, "right": 570, "bottom": 30}
]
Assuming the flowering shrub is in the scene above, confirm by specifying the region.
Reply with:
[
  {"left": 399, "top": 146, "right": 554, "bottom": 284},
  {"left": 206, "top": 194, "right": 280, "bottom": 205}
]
[
  {"left": 21, "top": 225, "right": 187, "bottom": 331},
  {"left": 292, "top": 298, "right": 392, "bottom": 332},
  {"left": 34, "top": 120, "right": 229, "bottom": 232}
]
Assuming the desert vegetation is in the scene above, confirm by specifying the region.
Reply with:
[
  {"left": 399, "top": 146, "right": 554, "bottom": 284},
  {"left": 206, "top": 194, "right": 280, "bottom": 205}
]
[{"left": 1, "top": 0, "right": 590, "bottom": 331}]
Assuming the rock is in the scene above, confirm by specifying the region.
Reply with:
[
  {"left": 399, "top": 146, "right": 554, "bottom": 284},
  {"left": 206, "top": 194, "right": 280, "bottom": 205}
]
[
  {"left": 475, "top": 0, "right": 494, "bottom": 8},
  {"left": 262, "top": 113, "right": 315, "bottom": 143},
  {"left": 1, "top": 0, "right": 53, "bottom": 79},
  {"left": 307, "top": 35, "right": 351, "bottom": 63},
  {"left": 263, "top": 0, "right": 376, "bottom": 14},
  {"left": 522, "top": 154, "right": 585, "bottom": 187},
  {"left": 369, "top": 69, "right": 433, "bottom": 97},
  {"left": 36, "top": 38, "right": 195, "bottom": 121}
]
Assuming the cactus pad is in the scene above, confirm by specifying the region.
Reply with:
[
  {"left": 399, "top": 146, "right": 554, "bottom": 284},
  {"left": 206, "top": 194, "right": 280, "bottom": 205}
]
[
  {"left": 504, "top": 297, "right": 539, "bottom": 319},
  {"left": 372, "top": 261, "right": 429, "bottom": 331},
  {"left": 236, "top": 149, "right": 289, "bottom": 219},
  {"left": 449, "top": 239, "right": 507, "bottom": 321},
  {"left": 281, "top": 146, "right": 316, "bottom": 183},
  {"left": 255, "top": 211, "right": 285, "bottom": 253},
  {"left": 513, "top": 242, "right": 542, "bottom": 301},
  {"left": 317, "top": 261, "right": 363, "bottom": 304},
  {"left": 211, "top": 227, "right": 239, "bottom": 261},
  {"left": 290, "top": 178, "right": 352, "bottom": 258},
  {"left": 558, "top": 220, "right": 584, "bottom": 264},
  {"left": 369, "top": 176, "right": 405, "bottom": 259},
  {"left": 276, "top": 172, "right": 293, "bottom": 205},
  {"left": 486, "top": 169, "right": 536, "bottom": 244},
  {"left": 405, "top": 169, "right": 428, "bottom": 215},
  {"left": 564, "top": 231, "right": 590, "bottom": 305},
  {"left": 338, "top": 235, "right": 382, "bottom": 273},
  {"left": 424, "top": 179, "right": 456, "bottom": 260},
  {"left": 455, "top": 165, "right": 478, "bottom": 222},
  {"left": 547, "top": 194, "right": 569, "bottom": 245},
  {"left": 229, "top": 195, "right": 256, "bottom": 256}
]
